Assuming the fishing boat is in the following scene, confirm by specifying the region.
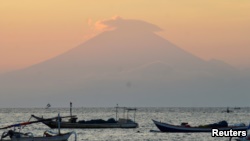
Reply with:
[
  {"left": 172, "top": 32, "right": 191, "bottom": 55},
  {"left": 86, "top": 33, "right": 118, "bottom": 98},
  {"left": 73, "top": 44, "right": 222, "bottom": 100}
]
[
  {"left": 32, "top": 104, "right": 138, "bottom": 129},
  {"left": 1, "top": 131, "right": 76, "bottom": 141},
  {"left": 0, "top": 114, "right": 77, "bottom": 141},
  {"left": 152, "top": 119, "right": 248, "bottom": 133}
]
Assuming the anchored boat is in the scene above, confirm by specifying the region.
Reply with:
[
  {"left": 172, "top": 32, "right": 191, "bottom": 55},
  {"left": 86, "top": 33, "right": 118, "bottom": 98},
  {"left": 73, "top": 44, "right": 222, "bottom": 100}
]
[
  {"left": 1, "top": 131, "right": 76, "bottom": 141},
  {"left": 0, "top": 114, "right": 77, "bottom": 141},
  {"left": 152, "top": 119, "right": 248, "bottom": 133},
  {"left": 32, "top": 104, "right": 138, "bottom": 129}
]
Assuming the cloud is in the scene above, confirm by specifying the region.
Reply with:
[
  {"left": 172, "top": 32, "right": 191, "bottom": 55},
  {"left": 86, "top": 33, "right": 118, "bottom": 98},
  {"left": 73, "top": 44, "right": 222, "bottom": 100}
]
[
  {"left": 83, "top": 16, "right": 118, "bottom": 40},
  {"left": 94, "top": 16, "right": 162, "bottom": 32},
  {"left": 93, "top": 16, "right": 121, "bottom": 32},
  {"left": 94, "top": 21, "right": 109, "bottom": 31},
  {"left": 84, "top": 16, "right": 163, "bottom": 40}
]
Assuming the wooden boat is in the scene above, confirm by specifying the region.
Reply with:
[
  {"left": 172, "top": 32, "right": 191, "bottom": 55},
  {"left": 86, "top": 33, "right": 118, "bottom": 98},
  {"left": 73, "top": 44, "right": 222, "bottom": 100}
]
[
  {"left": 32, "top": 104, "right": 138, "bottom": 129},
  {"left": 1, "top": 130, "right": 76, "bottom": 141},
  {"left": 0, "top": 114, "right": 77, "bottom": 141},
  {"left": 152, "top": 119, "right": 248, "bottom": 133},
  {"left": 32, "top": 115, "right": 138, "bottom": 128}
]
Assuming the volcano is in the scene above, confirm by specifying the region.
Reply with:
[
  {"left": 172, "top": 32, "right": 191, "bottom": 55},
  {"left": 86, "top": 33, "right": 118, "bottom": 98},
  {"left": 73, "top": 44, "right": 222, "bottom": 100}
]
[{"left": 0, "top": 18, "right": 249, "bottom": 107}]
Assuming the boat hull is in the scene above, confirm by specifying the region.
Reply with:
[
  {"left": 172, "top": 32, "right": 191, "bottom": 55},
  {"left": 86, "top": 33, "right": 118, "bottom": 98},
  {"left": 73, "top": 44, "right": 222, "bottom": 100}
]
[
  {"left": 152, "top": 120, "right": 248, "bottom": 133},
  {"left": 32, "top": 115, "right": 138, "bottom": 129},
  {"left": 44, "top": 121, "right": 138, "bottom": 129},
  {"left": 2, "top": 132, "right": 72, "bottom": 141}
]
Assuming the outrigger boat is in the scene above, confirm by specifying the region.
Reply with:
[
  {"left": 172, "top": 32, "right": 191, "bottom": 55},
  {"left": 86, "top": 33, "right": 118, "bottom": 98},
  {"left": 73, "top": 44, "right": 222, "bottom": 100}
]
[
  {"left": 32, "top": 103, "right": 138, "bottom": 129},
  {"left": 152, "top": 119, "right": 248, "bottom": 133},
  {"left": 0, "top": 114, "right": 77, "bottom": 141}
]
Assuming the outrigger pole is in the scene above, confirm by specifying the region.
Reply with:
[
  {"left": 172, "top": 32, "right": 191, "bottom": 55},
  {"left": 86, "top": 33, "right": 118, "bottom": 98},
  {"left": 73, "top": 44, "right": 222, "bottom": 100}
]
[
  {"left": 70, "top": 102, "right": 72, "bottom": 117},
  {"left": 58, "top": 113, "right": 61, "bottom": 135},
  {"left": 0, "top": 115, "right": 72, "bottom": 130},
  {"left": 116, "top": 104, "right": 118, "bottom": 121}
]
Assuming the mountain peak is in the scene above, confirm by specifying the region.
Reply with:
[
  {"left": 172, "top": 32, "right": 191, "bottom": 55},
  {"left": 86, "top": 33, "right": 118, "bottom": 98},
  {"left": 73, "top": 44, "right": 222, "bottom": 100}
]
[{"left": 98, "top": 17, "right": 162, "bottom": 33}]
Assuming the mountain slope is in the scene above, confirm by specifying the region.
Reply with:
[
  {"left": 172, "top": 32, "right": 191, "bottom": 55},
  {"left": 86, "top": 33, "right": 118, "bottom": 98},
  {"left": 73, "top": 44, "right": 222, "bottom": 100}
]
[{"left": 0, "top": 18, "right": 249, "bottom": 107}]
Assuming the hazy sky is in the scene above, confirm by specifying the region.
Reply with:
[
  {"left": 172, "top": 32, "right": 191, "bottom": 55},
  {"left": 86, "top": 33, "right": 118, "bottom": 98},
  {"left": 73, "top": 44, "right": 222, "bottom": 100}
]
[{"left": 1, "top": 0, "right": 250, "bottom": 73}]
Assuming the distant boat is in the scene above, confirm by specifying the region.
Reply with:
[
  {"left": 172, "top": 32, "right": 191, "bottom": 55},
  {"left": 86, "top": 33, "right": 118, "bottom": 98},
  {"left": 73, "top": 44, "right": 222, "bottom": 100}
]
[
  {"left": 222, "top": 107, "right": 233, "bottom": 113},
  {"left": 32, "top": 104, "right": 138, "bottom": 129},
  {"left": 46, "top": 103, "right": 51, "bottom": 109},
  {"left": 234, "top": 107, "right": 241, "bottom": 110},
  {"left": 152, "top": 120, "right": 248, "bottom": 133}
]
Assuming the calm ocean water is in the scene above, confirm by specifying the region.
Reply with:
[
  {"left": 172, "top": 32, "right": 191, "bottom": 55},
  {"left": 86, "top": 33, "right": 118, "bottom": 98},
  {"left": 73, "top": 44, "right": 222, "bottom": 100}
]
[{"left": 0, "top": 107, "right": 249, "bottom": 141}]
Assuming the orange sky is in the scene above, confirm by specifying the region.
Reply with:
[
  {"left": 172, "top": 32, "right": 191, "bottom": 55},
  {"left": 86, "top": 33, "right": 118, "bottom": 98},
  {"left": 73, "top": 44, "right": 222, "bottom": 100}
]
[{"left": 1, "top": 0, "right": 250, "bottom": 73}]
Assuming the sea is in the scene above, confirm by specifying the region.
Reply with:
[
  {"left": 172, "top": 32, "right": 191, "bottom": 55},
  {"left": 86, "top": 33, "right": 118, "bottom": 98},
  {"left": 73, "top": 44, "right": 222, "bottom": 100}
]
[{"left": 0, "top": 107, "right": 249, "bottom": 141}]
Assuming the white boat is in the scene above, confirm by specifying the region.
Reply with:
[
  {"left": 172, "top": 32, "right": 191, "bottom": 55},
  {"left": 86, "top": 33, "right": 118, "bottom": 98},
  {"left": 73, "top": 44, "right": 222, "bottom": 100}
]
[
  {"left": 0, "top": 114, "right": 77, "bottom": 141},
  {"left": 1, "top": 130, "right": 76, "bottom": 141},
  {"left": 152, "top": 119, "right": 247, "bottom": 133}
]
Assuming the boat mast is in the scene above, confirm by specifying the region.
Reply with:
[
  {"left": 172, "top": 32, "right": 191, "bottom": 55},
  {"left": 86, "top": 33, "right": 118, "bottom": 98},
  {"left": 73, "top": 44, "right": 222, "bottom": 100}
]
[
  {"left": 70, "top": 102, "right": 72, "bottom": 117},
  {"left": 127, "top": 109, "right": 129, "bottom": 121},
  {"left": 116, "top": 104, "right": 118, "bottom": 121},
  {"left": 58, "top": 113, "right": 61, "bottom": 135},
  {"left": 123, "top": 107, "right": 125, "bottom": 119},
  {"left": 134, "top": 109, "right": 136, "bottom": 122}
]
